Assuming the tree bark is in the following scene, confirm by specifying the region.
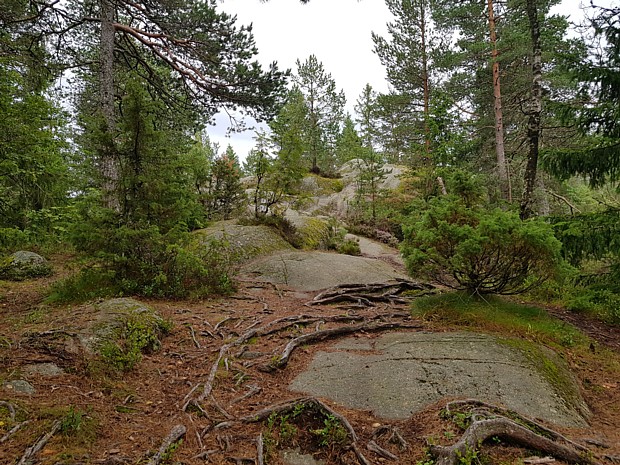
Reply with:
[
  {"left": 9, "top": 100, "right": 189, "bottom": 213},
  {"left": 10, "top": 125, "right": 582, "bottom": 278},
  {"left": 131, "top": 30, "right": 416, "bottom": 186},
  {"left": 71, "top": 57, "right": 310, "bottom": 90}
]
[
  {"left": 419, "top": 0, "right": 431, "bottom": 158},
  {"left": 487, "top": 0, "right": 511, "bottom": 202},
  {"left": 99, "top": 0, "right": 120, "bottom": 211},
  {"left": 520, "top": 0, "right": 543, "bottom": 220}
]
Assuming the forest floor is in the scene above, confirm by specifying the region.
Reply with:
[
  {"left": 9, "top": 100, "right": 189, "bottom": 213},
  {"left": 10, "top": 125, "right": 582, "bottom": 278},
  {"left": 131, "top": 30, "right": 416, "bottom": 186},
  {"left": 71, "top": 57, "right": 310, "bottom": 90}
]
[{"left": 1, "top": 253, "right": 620, "bottom": 465}]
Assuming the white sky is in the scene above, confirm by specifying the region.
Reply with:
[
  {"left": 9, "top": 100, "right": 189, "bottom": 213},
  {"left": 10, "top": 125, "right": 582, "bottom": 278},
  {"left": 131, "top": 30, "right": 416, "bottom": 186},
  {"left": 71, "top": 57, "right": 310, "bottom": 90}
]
[{"left": 208, "top": 0, "right": 605, "bottom": 160}]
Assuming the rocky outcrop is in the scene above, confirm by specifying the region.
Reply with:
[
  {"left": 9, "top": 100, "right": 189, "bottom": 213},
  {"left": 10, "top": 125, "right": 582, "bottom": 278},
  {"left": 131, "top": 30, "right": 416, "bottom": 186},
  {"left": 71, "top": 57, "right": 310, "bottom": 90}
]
[{"left": 0, "top": 251, "right": 52, "bottom": 281}]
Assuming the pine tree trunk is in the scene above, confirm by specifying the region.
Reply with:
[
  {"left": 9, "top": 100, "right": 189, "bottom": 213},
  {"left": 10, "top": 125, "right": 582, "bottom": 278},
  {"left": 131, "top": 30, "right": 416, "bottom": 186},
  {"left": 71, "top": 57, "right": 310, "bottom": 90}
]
[
  {"left": 487, "top": 0, "right": 511, "bottom": 202},
  {"left": 520, "top": 0, "right": 543, "bottom": 220},
  {"left": 99, "top": 0, "right": 120, "bottom": 211},
  {"left": 420, "top": 1, "right": 431, "bottom": 159}
]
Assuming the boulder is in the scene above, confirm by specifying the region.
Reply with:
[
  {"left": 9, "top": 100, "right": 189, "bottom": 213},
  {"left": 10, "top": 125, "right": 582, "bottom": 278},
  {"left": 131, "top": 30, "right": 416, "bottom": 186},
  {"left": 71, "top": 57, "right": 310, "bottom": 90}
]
[
  {"left": 194, "top": 221, "right": 293, "bottom": 264},
  {"left": 0, "top": 251, "right": 52, "bottom": 281}
]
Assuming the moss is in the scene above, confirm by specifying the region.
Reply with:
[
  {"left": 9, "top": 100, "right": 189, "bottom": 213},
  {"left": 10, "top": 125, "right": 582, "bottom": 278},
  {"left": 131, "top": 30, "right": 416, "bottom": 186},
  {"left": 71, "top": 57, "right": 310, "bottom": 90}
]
[
  {"left": 0, "top": 252, "right": 53, "bottom": 281},
  {"left": 195, "top": 222, "right": 293, "bottom": 263},
  {"left": 314, "top": 175, "right": 345, "bottom": 194},
  {"left": 500, "top": 338, "right": 588, "bottom": 418},
  {"left": 93, "top": 299, "right": 172, "bottom": 372},
  {"left": 296, "top": 218, "right": 331, "bottom": 250}
]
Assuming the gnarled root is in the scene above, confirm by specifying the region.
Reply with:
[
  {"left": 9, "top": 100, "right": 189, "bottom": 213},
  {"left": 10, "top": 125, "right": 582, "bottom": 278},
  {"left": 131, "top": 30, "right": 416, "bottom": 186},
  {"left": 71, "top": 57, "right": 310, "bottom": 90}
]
[{"left": 430, "top": 402, "right": 600, "bottom": 465}]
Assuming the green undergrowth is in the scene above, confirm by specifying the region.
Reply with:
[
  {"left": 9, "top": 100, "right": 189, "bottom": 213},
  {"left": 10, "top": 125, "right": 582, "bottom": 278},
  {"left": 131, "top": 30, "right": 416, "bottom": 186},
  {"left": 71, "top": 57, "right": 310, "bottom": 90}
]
[
  {"left": 97, "top": 310, "right": 172, "bottom": 372},
  {"left": 411, "top": 292, "right": 620, "bottom": 415},
  {"left": 262, "top": 402, "right": 350, "bottom": 463},
  {"left": 411, "top": 292, "right": 588, "bottom": 350}
]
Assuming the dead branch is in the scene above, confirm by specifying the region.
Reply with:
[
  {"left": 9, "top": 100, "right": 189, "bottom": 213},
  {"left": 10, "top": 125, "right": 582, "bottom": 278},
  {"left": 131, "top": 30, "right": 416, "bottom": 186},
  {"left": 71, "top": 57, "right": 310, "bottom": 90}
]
[
  {"left": 17, "top": 420, "right": 61, "bottom": 465},
  {"left": 266, "top": 320, "right": 422, "bottom": 370},
  {"left": 429, "top": 416, "right": 599, "bottom": 465},
  {"left": 145, "top": 424, "right": 186, "bottom": 465}
]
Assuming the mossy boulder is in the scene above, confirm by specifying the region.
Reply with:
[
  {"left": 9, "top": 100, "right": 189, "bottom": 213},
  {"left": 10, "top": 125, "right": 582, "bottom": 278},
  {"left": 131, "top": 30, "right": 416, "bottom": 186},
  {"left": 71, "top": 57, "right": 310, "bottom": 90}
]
[
  {"left": 194, "top": 221, "right": 294, "bottom": 264},
  {"left": 0, "top": 251, "right": 52, "bottom": 281},
  {"left": 83, "top": 298, "right": 171, "bottom": 371}
]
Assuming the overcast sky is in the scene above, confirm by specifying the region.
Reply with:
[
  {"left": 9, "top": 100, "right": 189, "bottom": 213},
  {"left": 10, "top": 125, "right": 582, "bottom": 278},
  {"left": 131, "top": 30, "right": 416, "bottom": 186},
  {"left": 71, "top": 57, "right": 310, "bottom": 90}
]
[{"left": 208, "top": 0, "right": 606, "bottom": 160}]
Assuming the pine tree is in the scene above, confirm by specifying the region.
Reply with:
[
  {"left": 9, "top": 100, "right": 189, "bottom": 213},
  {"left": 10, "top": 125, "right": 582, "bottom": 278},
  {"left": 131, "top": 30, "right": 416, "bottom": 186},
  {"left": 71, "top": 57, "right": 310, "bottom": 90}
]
[
  {"left": 372, "top": 0, "right": 439, "bottom": 163},
  {"left": 293, "top": 55, "right": 346, "bottom": 175},
  {"left": 336, "top": 115, "right": 366, "bottom": 164}
]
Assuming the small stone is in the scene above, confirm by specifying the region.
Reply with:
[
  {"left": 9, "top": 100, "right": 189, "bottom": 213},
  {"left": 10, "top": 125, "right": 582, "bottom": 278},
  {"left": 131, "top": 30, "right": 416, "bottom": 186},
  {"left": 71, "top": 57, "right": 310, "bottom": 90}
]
[
  {"left": 22, "top": 363, "right": 65, "bottom": 377},
  {"left": 3, "top": 379, "right": 36, "bottom": 394}
]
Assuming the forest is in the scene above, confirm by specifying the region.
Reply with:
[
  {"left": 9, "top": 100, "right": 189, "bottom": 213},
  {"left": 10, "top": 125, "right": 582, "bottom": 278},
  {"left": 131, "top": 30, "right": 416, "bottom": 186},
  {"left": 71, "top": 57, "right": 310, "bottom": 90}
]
[
  {"left": 1, "top": 0, "right": 619, "bottom": 321},
  {"left": 1, "top": 0, "right": 620, "bottom": 463}
]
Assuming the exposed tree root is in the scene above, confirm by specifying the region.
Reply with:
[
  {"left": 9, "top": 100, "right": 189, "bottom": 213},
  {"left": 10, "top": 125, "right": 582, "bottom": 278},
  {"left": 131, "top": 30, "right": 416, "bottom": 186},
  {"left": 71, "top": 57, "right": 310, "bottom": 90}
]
[
  {"left": 145, "top": 424, "right": 186, "bottom": 465},
  {"left": 17, "top": 420, "right": 61, "bottom": 465},
  {"left": 1, "top": 420, "right": 30, "bottom": 444},
  {"left": 367, "top": 439, "right": 398, "bottom": 460},
  {"left": 308, "top": 280, "right": 436, "bottom": 306},
  {"left": 430, "top": 400, "right": 599, "bottom": 465},
  {"left": 265, "top": 320, "right": 422, "bottom": 371},
  {"left": 0, "top": 401, "right": 16, "bottom": 420},
  {"left": 372, "top": 424, "right": 409, "bottom": 450}
]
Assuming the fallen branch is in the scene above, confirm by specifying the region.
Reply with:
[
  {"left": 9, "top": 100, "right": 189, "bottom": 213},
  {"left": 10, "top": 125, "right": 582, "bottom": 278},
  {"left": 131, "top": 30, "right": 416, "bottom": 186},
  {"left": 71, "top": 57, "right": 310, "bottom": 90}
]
[
  {"left": 145, "top": 424, "right": 186, "bottom": 465},
  {"left": 266, "top": 320, "right": 422, "bottom": 370},
  {"left": 17, "top": 420, "right": 61, "bottom": 465}
]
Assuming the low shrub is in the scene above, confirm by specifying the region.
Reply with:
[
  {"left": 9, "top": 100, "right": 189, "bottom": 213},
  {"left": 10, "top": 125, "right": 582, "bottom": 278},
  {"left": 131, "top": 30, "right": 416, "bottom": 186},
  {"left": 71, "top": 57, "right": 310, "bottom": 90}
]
[{"left": 401, "top": 196, "right": 562, "bottom": 295}]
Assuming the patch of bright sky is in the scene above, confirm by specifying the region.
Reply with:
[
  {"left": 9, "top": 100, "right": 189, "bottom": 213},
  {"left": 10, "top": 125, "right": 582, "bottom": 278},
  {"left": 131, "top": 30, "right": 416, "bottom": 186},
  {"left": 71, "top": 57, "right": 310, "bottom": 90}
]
[{"left": 208, "top": 0, "right": 606, "bottom": 161}]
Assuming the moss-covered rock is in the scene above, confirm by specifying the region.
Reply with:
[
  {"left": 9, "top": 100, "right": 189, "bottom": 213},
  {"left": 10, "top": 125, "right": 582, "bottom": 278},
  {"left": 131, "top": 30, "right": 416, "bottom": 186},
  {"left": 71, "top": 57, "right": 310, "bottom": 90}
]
[
  {"left": 194, "top": 221, "right": 294, "bottom": 264},
  {"left": 0, "top": 251, "right": 52, "bottom": 281},
  {"left": 84, "top": 298, "right": 171, "bottom": 372}
]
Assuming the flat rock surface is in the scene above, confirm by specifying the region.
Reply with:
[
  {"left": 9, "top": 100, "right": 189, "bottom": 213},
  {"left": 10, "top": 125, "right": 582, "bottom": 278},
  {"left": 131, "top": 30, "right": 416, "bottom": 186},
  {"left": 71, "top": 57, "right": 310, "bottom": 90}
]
[
  {"left": 242, "top": 250, "right": 409, "bottom": 292},
  {"left": 289, "top": 331, "right": 587, "bottom": 427}
]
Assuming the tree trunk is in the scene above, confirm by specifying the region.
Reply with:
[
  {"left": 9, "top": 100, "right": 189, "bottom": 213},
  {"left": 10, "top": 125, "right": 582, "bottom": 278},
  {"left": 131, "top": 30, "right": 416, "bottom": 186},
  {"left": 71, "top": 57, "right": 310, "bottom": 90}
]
[
  {"left": 520, "top": 0, "right": 543, "bottom": 220},
  {"left": 419, "top": 0, "right": 431, "bottom": 159},
  {"left": 99, "top": 0, "right": 120, "bottom": 211},
  {"left": 487, "top": 0, "right": 511, "bottom": 202}
]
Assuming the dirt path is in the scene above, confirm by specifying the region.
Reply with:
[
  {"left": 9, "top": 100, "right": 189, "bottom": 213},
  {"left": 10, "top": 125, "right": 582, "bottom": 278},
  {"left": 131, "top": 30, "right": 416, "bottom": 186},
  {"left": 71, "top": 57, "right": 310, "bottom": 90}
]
[{"left": 1, "top": 255, "right": 620, "bottom": 465}]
